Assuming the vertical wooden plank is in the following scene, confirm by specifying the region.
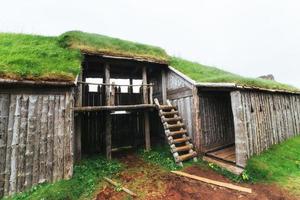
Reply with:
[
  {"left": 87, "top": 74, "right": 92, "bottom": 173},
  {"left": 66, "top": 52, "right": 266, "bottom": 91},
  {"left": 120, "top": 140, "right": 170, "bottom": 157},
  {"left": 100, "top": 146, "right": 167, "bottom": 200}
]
[
  {"left": 46, "top": 96, "right": 55, "bottom": 182},
  {"left": 64, "top": 92, "right": 72, "bottom": 179},
  {"left": 24, "top": 96, "right": 38, "bottom": 189},
  {"left": 231, "top": 91, "right": 247, "bottom": 167},
  {"left": 143, "top": 66, "right": 151, "bottom": 150},
  {"left": 9, "top": 95, "right": 21, "bottom": 195},
  {"left": 17, "top": 95, "right": 28, "bottom": 192},
  {"left": 53, "top": 95, "right": 60, "bottom": 181},
  {"left": 39, "top": 96, "right": 49, "bottom": 183},
  {"left": 32, "top": 96, "right": 42, "bottom": 186},
  {"left": 0, "top": 94, "right": 9, "bottom": 197},
  {"left": 57, "top": 95, "right": 65, "bottom": 179},
  {"left": 74, "top": 73, "right": 82, "bottom": 162},
  {"left": 161, "top": 69, "right": 167, "bottom": 104},
  {"left": 192, "top": 87, "right": 201, "bottom": 153},
  {"left": 104, "top": 63, "right": 112, "bottom": 159},
  {"left": 4, "top": 95, "right": 15, "bottom": 196}
]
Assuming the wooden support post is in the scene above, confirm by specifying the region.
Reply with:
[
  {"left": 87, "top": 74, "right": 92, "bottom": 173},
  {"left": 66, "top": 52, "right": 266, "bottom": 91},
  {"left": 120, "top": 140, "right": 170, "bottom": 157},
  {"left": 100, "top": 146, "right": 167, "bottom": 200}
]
[
  {"left": 75, "top": 73, "right": 82, "bottom": 162},
  {"left": 104, "top": 63, "right": 112, "bottom": 159},
  {"left": 143, "top": 66, "right": 151, "bottom": 150},
  {"left": 192, "top": 87, "right": 201, "bottom": 154},
  {"left": 161, "top": 69, "right": 167, "bottom": 104}
]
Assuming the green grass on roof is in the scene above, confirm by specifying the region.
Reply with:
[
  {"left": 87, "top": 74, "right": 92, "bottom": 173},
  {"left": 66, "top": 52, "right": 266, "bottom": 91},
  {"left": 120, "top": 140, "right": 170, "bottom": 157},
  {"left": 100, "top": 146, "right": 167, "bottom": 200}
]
[
  {"left": 59, "top": 31, "right": 169, "bottom": 63},
  {"left": 170, "top": 57, "right": 298, "bottom": 92},
  {"left": 0, "top": 31, "right": 298, "bottom": 92},
  {"left": 0, "top": 33, "right": 82, "bottom": 81}
]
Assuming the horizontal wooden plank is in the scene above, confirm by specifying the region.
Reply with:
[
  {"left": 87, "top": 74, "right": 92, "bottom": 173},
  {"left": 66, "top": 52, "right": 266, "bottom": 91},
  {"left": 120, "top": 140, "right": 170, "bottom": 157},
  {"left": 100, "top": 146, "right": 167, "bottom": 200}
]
[{"left": 74, "top": 104, "right": 156, "bottom": 112}]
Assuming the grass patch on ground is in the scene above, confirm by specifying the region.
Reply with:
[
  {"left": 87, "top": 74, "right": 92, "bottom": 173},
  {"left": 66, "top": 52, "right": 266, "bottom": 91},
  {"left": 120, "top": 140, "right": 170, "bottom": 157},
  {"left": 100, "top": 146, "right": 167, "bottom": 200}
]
[
  {"left": 170, "top": 57, "right": 298, "bottom": 92},
  {"left": 245, "top": 135, "right": 300, "bottom": 195},
  {"left": 0, "top": 33, "right": 81, "bottom": 81},
  {"left": 138, "top": 145, "right": 181, "bottom": 171},
  {"left": 3, "top": 156, "right": 122, "bottom": 200},
  {"left": 59, "top": 31, "right": 169, "bottom": 64}
]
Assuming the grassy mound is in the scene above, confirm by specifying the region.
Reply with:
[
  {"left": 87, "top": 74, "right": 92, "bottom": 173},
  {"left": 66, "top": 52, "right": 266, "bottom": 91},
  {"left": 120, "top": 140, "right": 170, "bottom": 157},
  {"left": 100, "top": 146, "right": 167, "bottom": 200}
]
[
  {"left": 170, "top": 57, "right": 298, "bottom": 92},
  {"left": 4, "top": 156, "right": 122, "bottom": 200},
  {"left": 59, "top": 31, "right": 169, "bottom": 64},
  {"left": 0, "top": 33, "right": 81, "bottom": 81},
  {"left": 245, "top": 135, "right": 300, "bottom": 195}
]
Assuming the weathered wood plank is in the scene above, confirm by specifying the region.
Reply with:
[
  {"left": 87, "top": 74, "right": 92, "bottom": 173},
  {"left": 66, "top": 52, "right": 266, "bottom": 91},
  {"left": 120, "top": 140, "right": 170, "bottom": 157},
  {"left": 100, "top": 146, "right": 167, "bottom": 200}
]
[
  {"left": 24, "top": 96, "right": 38, "bottom": 189},
  {"left": 4, "top": 95, "right": 16, "bottom": 195},
  {"left": 0, "top": 94, "right": 9, "bottom": 197},
  {"left": 9, "top": 95, "right": 21, "bottom": 195},
  {"left": 17, "top": 95, "right": 28, "bottom": 192}
]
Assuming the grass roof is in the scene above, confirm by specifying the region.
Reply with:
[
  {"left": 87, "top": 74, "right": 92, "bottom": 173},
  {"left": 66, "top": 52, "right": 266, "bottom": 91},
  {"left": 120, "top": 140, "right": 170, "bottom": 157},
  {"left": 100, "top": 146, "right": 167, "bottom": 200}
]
[
  {"left": 0, "top": 33, "right": 81, "bottom": 82},
  {"left": 59, "top": 31, "right": 169, "bottom": 64},
  {"left": 170, "top": 57, "right": 299, "bottom": 92},
  {"left": 0, "top": 31, "right": 298, "bottom": 92}
]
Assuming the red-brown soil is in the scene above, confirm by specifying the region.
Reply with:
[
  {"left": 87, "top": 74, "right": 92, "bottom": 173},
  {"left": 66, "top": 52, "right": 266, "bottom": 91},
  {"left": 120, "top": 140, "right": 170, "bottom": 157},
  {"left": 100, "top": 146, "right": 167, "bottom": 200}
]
[{"left": 96, "top": 153, "right": 297, "bottom": 200}]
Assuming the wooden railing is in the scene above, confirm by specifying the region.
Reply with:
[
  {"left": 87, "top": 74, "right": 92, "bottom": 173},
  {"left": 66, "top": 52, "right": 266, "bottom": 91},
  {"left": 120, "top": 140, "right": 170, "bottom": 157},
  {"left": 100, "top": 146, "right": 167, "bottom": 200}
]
[{"left": 77, "top": 81, "right": 154, "bottom": 107}]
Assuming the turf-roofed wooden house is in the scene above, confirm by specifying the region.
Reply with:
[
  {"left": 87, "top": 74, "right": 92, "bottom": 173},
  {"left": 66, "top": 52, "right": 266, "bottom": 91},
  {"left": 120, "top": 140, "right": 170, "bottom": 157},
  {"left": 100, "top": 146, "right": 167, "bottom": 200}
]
[{"left": 0, "top": 31, "right": 300, "bottom": 197}]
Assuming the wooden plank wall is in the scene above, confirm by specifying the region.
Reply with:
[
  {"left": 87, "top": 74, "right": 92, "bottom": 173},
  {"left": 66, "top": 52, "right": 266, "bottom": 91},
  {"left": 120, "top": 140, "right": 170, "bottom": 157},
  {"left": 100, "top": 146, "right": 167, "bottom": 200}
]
[
  {"left": 199, "top": 91, "right": 235, "bottom": 151},
  {"left": 231, "top": 90, "right": 300, "bottom": 167},
  {"left": 167, "top": 70, "right": 194, "bottom": 139},
  {"left": 0, "top": 92, "right": 74, "bottom": 197}
]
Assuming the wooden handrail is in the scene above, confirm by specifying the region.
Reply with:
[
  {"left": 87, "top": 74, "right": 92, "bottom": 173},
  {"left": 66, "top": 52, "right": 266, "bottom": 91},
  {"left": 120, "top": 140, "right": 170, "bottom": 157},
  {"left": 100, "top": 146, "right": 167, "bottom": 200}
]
[{"left": 77, "top": 81, "right": 154, "bottom": 87}]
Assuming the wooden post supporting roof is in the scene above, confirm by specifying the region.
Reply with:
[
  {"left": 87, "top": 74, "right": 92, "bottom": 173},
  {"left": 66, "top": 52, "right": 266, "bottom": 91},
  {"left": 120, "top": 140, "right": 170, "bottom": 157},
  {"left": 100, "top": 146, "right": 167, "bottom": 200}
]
[
  {"left": 161, "top": 69, "right": 167, "bottom": 104},
  {"left": 104, "top": 63, "right": 112, "bottom": 159},
  {"left": 143, "top": 66, "right": 151, "bottom": 150},
  {"left": 74, "top": 73, "right": 82, "bottom": 162},
  {"left": 192, "top": 86, "right": 201, "bottom": 153}
]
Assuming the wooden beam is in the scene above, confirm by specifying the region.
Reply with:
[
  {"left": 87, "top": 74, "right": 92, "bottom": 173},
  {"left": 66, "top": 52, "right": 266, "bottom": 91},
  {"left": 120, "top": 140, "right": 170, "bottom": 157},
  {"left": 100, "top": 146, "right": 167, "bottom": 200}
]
[
  {"left": 171, "top": 171, "right": 252, "bottom": 193},
  {"left": 161, "top": 69, "right": 167, "bottom": 104},
  {"left": 104, "top": 63, "right": 112, "bottom": 159},
  {"left": 74, "top": 73, "right": 82, "bottom": 162},
  {"left": 142, "top": 66, "right": 151, "bottom": 150},
  {"left": 74, "top": 104, "right": 155, "bottom": 112},
  {"left": 104, "top": 177, "right": 138, "bottom": 197},
  {"left": 192, "top": 87, "right": 201, "bottom": 153}
]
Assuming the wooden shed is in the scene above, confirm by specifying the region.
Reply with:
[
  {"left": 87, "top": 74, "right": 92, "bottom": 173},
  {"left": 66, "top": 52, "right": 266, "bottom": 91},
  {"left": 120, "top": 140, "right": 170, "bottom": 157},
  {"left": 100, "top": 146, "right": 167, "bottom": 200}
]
[{"left": 167, "top": 66, "right": 300, "bottom": 171}]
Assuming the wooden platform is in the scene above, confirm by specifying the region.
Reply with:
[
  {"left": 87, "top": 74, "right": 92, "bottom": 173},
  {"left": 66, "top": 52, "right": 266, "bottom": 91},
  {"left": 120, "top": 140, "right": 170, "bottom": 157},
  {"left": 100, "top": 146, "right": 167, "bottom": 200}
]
[
  {"left": 203, "top": 156, "right": 244, "bottom": 175},
  {"left": 206, "top": 145, "right": 236, "bottom": 164}
]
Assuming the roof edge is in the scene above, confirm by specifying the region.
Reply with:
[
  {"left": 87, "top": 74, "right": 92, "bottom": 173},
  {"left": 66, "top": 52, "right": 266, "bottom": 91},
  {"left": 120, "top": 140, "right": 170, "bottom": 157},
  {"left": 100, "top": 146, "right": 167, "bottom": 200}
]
[{"left": 0, "top": 78, "right": 76, "bottom": 87}]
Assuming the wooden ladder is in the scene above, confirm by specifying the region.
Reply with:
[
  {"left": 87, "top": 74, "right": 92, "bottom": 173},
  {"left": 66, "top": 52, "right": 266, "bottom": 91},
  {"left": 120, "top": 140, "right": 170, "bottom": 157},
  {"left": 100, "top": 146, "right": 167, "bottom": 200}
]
[{"left": 154, "top": 98, "right": 198, "bottom": 166}]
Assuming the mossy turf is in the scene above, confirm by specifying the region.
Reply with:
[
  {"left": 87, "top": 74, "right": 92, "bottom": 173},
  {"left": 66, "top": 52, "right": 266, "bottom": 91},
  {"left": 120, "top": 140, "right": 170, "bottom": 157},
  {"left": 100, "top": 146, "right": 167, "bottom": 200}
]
[
  {"left": 245, "top": 135, "right": 300, "bottom": 195},
  {"left": 0, "top": 33, "right": 81, "bottom": 81},
  {"left": 3, "top": 156, "right": 122, "bottom": 200},
  {"left": 59, "top": 31, "right": 169, "bottom": 64},
  {"left": 170, "top": 57, "right": 298, "bottom": 92},
  {"left": 0, "top": 31, "right": 298, "bottom": 92}
]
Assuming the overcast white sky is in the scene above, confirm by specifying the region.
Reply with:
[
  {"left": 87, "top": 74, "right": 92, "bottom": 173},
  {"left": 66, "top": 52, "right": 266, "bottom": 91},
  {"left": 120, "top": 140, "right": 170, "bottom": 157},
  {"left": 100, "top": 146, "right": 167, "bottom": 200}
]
[{"left": 0, "top": 0, "right": 299, "bottom": 87}]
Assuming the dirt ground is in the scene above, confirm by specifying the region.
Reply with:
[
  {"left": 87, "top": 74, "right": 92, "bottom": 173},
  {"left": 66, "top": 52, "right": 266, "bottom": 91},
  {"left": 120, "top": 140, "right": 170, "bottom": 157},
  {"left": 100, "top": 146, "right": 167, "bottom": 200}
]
[{"left": 96, "top": 153, "right": 297, "bottom": 200}]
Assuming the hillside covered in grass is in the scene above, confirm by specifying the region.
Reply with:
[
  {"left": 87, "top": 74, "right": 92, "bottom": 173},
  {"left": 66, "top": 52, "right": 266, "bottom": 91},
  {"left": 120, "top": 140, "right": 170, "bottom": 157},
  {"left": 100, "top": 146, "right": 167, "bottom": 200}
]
[{"left": 0, "top": 31, "right": 298, "bottom": 91}]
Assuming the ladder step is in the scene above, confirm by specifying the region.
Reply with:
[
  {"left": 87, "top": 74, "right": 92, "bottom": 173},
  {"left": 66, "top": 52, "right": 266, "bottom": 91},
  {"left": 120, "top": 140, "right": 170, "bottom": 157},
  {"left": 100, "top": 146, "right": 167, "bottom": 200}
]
[
  {"left": 172, "top": 144, "right": 193, "bottom": 153},
  {"left": 178, "top": 152, "right": 197, "bottom": 162},
  {"left": 159, "top": 105, "right": 177, "bottom": 110},
  {"left": 168, "top": 130, "right": 187, "bottom": 136},
  {"left": 171, "top": 137, "right": 190, "bottom": 144},
  {"left": 166, "top": 123, "right": 185, "bottom": 129},
  {"left": 163, "top": 117, "right": 182, "bottom": 123},
  {"left": 161, "top": 111, "right": 179, "bottom": 116}
]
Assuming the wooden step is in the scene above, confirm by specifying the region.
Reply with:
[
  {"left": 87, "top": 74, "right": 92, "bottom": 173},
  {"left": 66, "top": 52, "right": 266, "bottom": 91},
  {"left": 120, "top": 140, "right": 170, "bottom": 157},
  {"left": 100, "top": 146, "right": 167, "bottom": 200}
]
[
  {"left": 162, "top": 117, "right": 182, "bottom": 123},
  {"left": 159, "top": 105, "right": 177, "bottom": 110},
  {"left": 161, "top": 111, "right": 179, "bottom": 116},
  {"left": 166, "top": 123, "right": 185, "bottom": 130},
  {"left": 170, "top": 137, "right": 190, "bottom": 144},
  {"left": 178, "top": 152, "right": 197, "bottom": 162},
  {"left": 172, "top": 144, "right": 193, "bottom": 153},
  {"left": 168, "top": 130, "right": 187, "bottom": 136}
]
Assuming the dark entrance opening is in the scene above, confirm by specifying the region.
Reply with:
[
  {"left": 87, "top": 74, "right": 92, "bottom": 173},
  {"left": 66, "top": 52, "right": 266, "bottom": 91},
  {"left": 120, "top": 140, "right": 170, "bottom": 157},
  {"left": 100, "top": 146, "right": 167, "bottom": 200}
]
[{"left": 199, "top": 90, "right": 236, "bottom": 164}]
